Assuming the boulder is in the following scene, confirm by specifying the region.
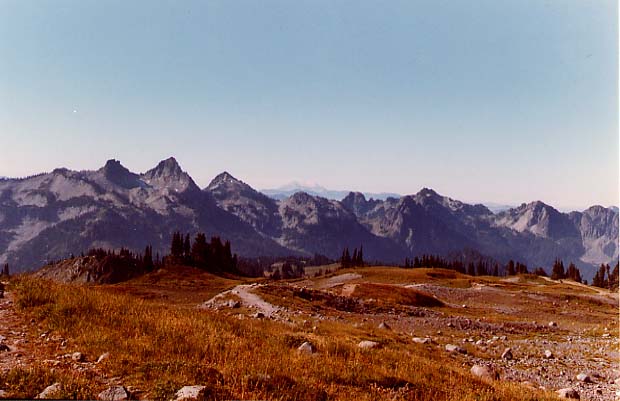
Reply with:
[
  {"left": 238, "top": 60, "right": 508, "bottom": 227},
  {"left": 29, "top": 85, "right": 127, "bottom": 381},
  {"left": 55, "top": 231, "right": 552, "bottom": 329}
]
[
  {"left": 174, "top": 386, "right": 207, "bottom": 401},
  {"left": 544, "top": 350, "right": 554, "bottom": 359},
  {"left": 0, "top": 344, "right": 10, "bottom": 352},
  {"left": 71, "top": 352, "right": 84, "bottom": 362},
  {"left": 576, "top": 373, "right": 591, "bottom": 383},
  {"left": 412, "top": 337, "right": 431, "bottom": 344},
  {"left": 501, "top": 348, "right": 513, "bottom": 360},
  {"left": 36, "top": 383, "right": 62, "bottom": 399},
  {"left": 445, "top": 344, "right": 466, "bottom": 354},
  {"left": 548, "top": 321, "right": 557, "bottom": 327},
  {"left": 96, "top": 352, "right": 110, "bottom": 364},
  {"left": 252, "top": 312, "right": 265, "bottom": 319},
  {"left": 556, "top": 388, "right": 580, "bottom": 399},
  {"left": 378, "top": 322, "right": 391, "bottom": 330},
  {"left": 297, "top": 341, "right": 315, "bottom": 354},
  {"left": 226, "top": 300, "right": 241, "bottom": 309},
  {"left": 358, "top": 340, "right": 380, "bottom": 349},
  {"left": 470, "top": 364, "right": 499, "bottom": 381},
  {"left": 97, "top": 386, "right": 129, "bottom": 401}
]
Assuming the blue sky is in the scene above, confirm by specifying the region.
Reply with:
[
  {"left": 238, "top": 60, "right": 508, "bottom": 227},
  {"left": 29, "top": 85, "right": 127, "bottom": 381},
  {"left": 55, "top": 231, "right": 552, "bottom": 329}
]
[{"left": 0, "top": 0, "right": 617, "bottom": 209}]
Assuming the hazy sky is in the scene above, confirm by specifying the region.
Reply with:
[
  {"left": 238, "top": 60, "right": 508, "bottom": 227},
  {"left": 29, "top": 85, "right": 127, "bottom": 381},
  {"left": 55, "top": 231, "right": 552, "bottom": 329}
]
[{"left": 1, "top": 1, "right": 617, "bottom": 209}]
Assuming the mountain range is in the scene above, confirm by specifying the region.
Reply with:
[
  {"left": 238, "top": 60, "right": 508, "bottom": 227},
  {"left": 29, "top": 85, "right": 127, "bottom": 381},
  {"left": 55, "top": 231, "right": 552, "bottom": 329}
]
[
  {"left": 261, "top": 182, "right": 401, "bottom": 202},
  {"left": 1, "top": 158, "right": 617, "bottom": 281}
]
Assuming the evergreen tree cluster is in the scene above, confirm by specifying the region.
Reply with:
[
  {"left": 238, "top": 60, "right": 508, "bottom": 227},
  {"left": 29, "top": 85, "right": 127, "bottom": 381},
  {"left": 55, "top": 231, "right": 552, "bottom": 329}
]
[
  {"left": 270, "top": 261, "right": 306, "bottom": 280},
  {"left": 592, "top": 262, "right": 619, "bottom": 289},
  {"left": 237, "top": 254, "right": 333, "bottom": 278},
  {"left": 340, "top": 246, "right": 364, "bottom": 268},
  {"left": 86, "top": 246, "right": 161, "bottom": 272},
  {"left": 550, "top": 259, "right": 582, "bottom": 283},
  {"left": 167, "top": 231, "right": 238, "bottom": 274},
  {"left": 402, "top": 254, "right": 504, "bottom": 277},
  {"left": 1, "top": 263, "right": 8, "bottom": 276}
]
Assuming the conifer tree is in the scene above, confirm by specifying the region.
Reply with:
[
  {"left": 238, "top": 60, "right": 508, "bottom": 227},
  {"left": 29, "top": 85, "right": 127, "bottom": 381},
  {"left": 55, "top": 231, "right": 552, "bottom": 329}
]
[
  {"left": 551, "top": 259, "right": 565, "bottom": 280},
  {"left": 507, "top": 260, "right": 515, "bottom": 276},
  {"left": 358, "top": 245, "right": 364, "bottom": 267},
  {"left": 183, "top": 234, "right": 191, "bottom": 260}
]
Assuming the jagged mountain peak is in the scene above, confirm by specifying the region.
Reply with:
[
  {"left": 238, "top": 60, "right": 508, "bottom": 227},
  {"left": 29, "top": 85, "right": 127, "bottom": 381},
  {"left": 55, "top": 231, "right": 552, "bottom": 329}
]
[
  {"left": 207, "top": 171, "right": 247, "bottom": 191},
  {"left": 343, "top": 191, "right": 367, "bottom": 203},
  {"left": 98, "top": 159, "right": 141, "bottom": 189},
  {"left": 417, "top": 187, "right": 441, "bottom": 198},
  {"left": 142, "top": 157, "right": 198, "bottom": 193},
  {"left": 148, "top": 157, "right": 182, "bottom": 175}
]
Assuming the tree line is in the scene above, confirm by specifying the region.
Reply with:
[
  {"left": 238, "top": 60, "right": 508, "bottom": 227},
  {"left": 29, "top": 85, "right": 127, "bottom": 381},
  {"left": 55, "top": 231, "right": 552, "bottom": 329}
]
[
  {"left": 340, "top": 246, "right": 364, "bottom": 269},
  {"left": 592, "top": 262, "right": 619, "bottom": 290},
  {"left": 167, "top": 231, "right": 238, "bottom": 275},
  {"left": 400, "top": 254, "right": 591, "bottom": 283}
]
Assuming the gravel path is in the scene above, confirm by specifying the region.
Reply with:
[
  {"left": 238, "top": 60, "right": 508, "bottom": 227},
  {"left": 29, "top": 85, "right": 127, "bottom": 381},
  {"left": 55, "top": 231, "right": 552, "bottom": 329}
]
[{"left": 202, "top": 284, "right": 282, "bottom": 318}]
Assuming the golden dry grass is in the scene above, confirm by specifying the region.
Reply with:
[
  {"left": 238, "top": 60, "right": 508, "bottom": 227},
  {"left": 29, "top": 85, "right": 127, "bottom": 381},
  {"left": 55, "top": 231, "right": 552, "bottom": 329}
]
[{"left": 0, "top": 272, "right": 565, "bottom": 401}]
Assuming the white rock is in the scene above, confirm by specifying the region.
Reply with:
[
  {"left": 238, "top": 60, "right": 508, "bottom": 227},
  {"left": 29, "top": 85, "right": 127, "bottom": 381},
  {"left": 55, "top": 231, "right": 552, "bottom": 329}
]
[
  {"left": 548, "top": 321, "right": 557, "bottom": 327},
  {"left": 96, "top": 352, "right": 110, "bottom": 364},
  {"left": 445, "top": 344, "right": 466, "bottom": 354},
  {"left": 501, "top": 348, "right": 513, "bottom": 360},
  {"left": 174, "top": 386, "right": 207, "bottom": 401},
  {"left": 358, "top": 340, "right": 380, "bottom": 349},
  {"left": 36, "top": 383, "right": 62, "bottom": 399},
  {"left": 97, "top": 386, "right": 129, "bottom": 401},
  {"left": 412, "top": 337, "right": 431, "bottom": 344},
  {"left": 544, "top": 350, "right": 554, "bottom": 359},
  {"left": 576, "top": 373, "right": 591, "bottom": 383},
  {"left": 378, "top": 322, "right": 391, "bottom": 330},
  {"left": 556, "top": 388, "right": 579, "bottom": 399},
  {"left": 71, "top": 352, "right": 83, "bottom": 362},
  {"left": 297, "top": 341, "right": 315, "bottom": 354},
  {"left": 470, "top": 364, "right": 498, "bottom": 380}
]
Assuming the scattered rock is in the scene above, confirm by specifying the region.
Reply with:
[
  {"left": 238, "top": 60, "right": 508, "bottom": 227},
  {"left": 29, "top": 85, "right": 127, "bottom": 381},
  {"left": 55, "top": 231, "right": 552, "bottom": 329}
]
[
  {"left": 445, "top": 344, "right": 466, "bottom": 354},
  {"left": 378, "top": 322, "right": 391, "bottom": 330},
  {"left": 544, "top": 350, "right": 554, "bottom": 359},
  {"left": 556, "top": 388, "right": 580, "bottom": 399},
  {"left": 358, "top": 340, "right": 380, "bottom": 349},
  {"left": 501, "top": 348, "right": 513, "bottom": 360},
  {"left": 226, "top": 300, "right": 241, "bottom": 309},
  {"left": 471, "top": 364, "right": 499, "bottom": 380},
  {"left": 97, "top": 352, "right": 110, "bottom": 364},
  {"left": 36, "top": 383, "right": 62, "bottom": 399},
  {"left": 412, "top": 337, "right": 431, "bottom": 344},
  {"left": 576, "top": 373, "right": 591, "bottom": 383},
  {"left": 97, "top": 386, "right": 129, "bottom": 401},
  {"left": 297, "top": 341, "right": 315, "bottom": 354},
  {"left": 71, "top": 352, "right": 84, "bottom": 362},
  {"left": 174, "top": 385, "right": 207, "bottom": 401}
]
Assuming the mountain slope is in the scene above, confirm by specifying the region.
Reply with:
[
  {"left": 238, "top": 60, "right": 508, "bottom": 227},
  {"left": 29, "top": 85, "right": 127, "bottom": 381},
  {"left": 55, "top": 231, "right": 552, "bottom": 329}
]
[
  {"left": 0, "top": 158, "right": 290, "bottom": 271},
  {"left": 1, "top": 159, "right": 617, "bottom": 280}
]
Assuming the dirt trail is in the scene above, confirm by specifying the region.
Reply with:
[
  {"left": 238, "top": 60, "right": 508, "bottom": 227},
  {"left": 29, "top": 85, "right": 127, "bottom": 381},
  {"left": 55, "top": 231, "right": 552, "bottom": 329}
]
[
  {"left": 0, "top": 291, "right": 36, "bottom": 374},
  {"left": 202, "top": 284, "right": 282, "bottom": 318},
  {"left": 317, "top": 273, "right": 362, "bottom": 289}
]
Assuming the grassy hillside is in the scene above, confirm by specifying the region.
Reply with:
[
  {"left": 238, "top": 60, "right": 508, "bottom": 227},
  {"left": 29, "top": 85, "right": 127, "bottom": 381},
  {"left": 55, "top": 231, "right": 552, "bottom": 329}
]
[{"left": 0, "top": 266, "right": 616, "bottom": 400}]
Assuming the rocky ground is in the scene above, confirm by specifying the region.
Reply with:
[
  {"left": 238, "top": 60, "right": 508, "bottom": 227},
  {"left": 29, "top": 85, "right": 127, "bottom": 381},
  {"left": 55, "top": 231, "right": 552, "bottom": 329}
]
[
  {"left": 1, "top": 269, "right": 619, "bottom": 400},
  {"left": 205, "top": 271, "right": 620, "bottom": 401}
]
